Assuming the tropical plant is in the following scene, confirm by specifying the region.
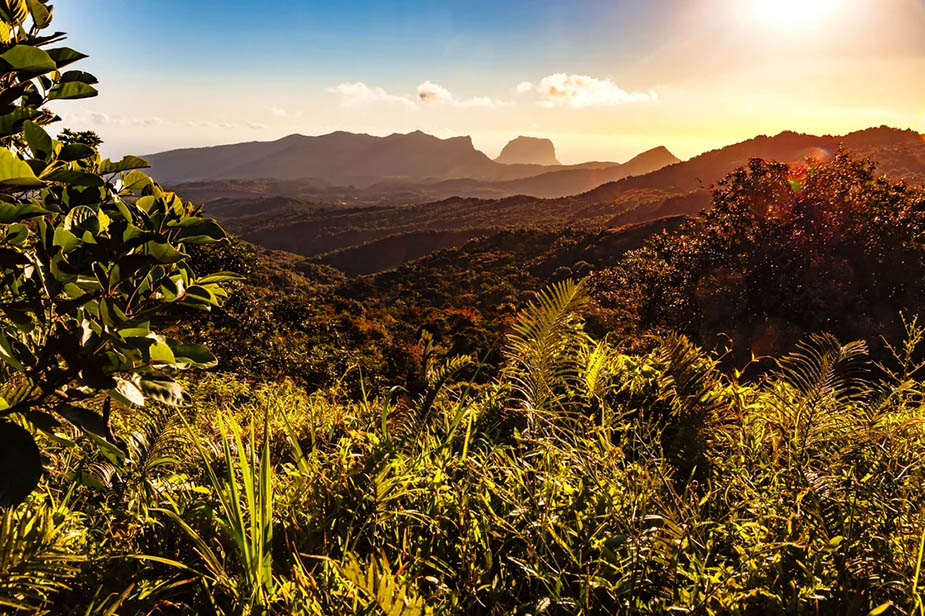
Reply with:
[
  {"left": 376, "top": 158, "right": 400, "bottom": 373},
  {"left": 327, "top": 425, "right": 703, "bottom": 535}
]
[{"left": 0, "top": 0, "right": 235, "bottom": 504}]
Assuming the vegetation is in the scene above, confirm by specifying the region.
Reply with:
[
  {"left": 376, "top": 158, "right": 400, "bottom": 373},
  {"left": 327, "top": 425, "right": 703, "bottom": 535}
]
[
  {"left": 2, "top": 5, "right": 925, "bottom": 615},
  {"left": 599, "top": 154, "right": 925, "bottom": 362}
]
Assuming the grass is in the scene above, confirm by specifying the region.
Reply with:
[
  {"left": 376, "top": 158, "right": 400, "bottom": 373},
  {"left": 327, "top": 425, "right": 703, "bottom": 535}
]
[{"left": 3, "top": 283, "right": 925, "bottom": 614}]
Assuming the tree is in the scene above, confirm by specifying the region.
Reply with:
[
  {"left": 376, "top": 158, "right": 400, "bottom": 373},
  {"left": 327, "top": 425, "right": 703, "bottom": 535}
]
[
  {"left": 0, "top": 0, "right": 236, "bottom": 505},
  {"left": 600, "top": 153, "right": 925, "bottom": 362}
]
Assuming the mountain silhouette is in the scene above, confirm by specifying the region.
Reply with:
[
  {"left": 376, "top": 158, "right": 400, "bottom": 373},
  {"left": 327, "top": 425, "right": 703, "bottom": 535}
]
[
  {"left": 495, "top": 136, "right": 560, "bottom": 165},
  {"left": 147, "top": 130, "right": 677, "bottom": 197},
  {"left": 186, "top": 126, "right": 925, "bottom": 276}
]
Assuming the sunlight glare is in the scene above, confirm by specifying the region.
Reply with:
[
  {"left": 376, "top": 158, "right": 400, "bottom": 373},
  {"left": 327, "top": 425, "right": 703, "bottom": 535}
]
[{"left": 750, "top": 0, "right": 840, "bottom": 27}]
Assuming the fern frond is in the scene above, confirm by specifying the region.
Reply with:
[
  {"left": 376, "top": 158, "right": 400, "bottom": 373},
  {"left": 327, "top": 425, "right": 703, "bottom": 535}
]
[
  {"left": 504, "top": 279, "right": 589, "bottom": 425},
  {"left": 0, "top": 497, "right": 85, "bottom": 612},
  {"left": 340, "top": 553, "right": 433, "bottom": 616}
]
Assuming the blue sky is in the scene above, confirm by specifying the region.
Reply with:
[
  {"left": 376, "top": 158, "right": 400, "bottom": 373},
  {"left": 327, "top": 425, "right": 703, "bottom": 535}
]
[{"left": 51, "top": 0, "right": 925, "bottom": 162}]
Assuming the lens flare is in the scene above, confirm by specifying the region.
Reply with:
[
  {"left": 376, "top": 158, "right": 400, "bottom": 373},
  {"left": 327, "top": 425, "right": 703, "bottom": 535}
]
[{"left": 797, "top": 146, "right": 832, "bottom": 164}]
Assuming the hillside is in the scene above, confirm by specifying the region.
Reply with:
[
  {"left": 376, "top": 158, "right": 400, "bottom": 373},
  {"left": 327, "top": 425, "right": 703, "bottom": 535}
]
[
  {"left": 155, "top": 130, "right": 679, "bottom": 199},
  {"left": 195, "top": 126, "right": 925, "bottom": 275}
]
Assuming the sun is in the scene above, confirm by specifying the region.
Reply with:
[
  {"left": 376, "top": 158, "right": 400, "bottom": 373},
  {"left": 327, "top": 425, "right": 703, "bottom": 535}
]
[{"left": 750, "top": 0, "right": 839, "bottom": 27}]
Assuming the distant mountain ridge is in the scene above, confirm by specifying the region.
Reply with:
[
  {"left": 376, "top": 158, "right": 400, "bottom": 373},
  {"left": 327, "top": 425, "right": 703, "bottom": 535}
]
[
  {"left": 147, "top": 130, "right": 678, "bottom": 197},
  {"left": 190, "top": 125, "right": 925, "bottom": 276}
]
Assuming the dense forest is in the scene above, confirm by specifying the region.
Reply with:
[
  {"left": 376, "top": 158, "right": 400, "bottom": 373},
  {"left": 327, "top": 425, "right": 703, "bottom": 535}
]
[{"left": 2, "top": 5, "right": 925, "bottom": 616}]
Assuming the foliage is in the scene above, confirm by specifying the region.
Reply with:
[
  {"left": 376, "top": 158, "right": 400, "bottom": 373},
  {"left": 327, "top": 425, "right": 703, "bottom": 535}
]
[
  {"left": 0, "top": 0, "right": 234, "bottom": 504},
  {"left": 598, "top": 153, "right": 925, "bottom": 362}
]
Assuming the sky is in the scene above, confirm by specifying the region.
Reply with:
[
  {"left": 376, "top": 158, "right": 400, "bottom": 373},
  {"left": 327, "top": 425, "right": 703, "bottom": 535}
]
[{"left": 51, "top": 0, "right": 925, "bottom": 164}]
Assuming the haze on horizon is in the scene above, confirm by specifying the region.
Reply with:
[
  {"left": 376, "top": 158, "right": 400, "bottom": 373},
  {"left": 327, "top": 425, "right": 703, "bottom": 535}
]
[{"left": 52, "top": 0, "right": 925, "bottom": 164}]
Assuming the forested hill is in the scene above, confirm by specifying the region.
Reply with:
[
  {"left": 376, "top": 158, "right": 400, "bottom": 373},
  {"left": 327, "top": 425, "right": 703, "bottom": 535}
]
[{"left": 188, "top": 126, "right": 925, "bottom": 276}]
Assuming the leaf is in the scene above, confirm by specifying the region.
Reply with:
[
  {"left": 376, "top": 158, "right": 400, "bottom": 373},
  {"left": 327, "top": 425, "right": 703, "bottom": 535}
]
[
  {"left": 868, "top": 602, "right": 893, "bottom": 616},
  {"left": 146, "top": 239, "right": 185, "bottom": 264},
  {"left": 5, "top": 222, "right": 27, "bottom": 245},
  {"left": 168, "top": 342, "right": 217, "bottom": 368},
  {"left": 0, "top": 331, "right": 24, "bottom": 370},
  {"left": 139, "top": 376, "right": 189, "bottom": 407},
  {"left": 99, "top": 155, "right": 149, "bottom": 174},
  {"left": 42, "top": 168, "right": 104, "bottom": 187},
  {"left": 0, "top": 44, "right": 55, "bottom": 73},
  {"left": 52, "top": 226, "right": 79, "bottom": 251},
  {"left": 46, "top": 46, "right": 87, "bottom": 69},
  {"left": 174, "top": 218, "right": 225, "bottom": 244},
  {"left": 59, "top": 69, "right": 98, "bottom": 85},
  {"left": 55, "top": 403, "right": 113, "bottom": 442},
  {"left": 47, "top": 81, "right": 97, "bottom": 101},
  {"left": 0, "top": 421, "right": 42, "bottom": 506},
  {"left": 26, "top": 0, "right": 51, "bottom": 28},
  {"left": 0, "top": 149, "right": 43, "bottom": 186},
  {"left": 112, "top": 376, "right": 145, "bottom": 407},
  {"left": 23, "top": 120, "right": 51, "bottom": 159},
  {"left": 0, "top": 201, "right": 49, "bottom": 223},
  {"left": 197, "top": 271, "right": 244, "bottom": 284},
  {"left": 0, "top": 107, "right": 40, "bottom": 137},
  {"left": 58, "top": 142, "right": 95, "bottom": 161},
  {"left": 148, "top": 338, "right": 177, "bottom": 365},
  {"left": 122, "top": 169, "right": 152, "bottom": 192}
]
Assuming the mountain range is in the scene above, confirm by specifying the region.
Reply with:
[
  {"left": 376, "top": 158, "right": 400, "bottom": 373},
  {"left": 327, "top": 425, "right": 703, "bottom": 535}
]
[
  {"left": 159, "top": 126, "right": 925, "bottom": 276},
  {"left": 147, "top": 131, "right": 680, "bottom": 200}
]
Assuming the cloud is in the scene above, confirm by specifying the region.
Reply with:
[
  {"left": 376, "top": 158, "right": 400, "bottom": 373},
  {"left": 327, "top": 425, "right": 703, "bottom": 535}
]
[
  {"left": 518, "top": 73, "right": 657, "bottom": 108},
  {"left": 417, "top": 81, "right": 454, "bottom": 104},
  {"left": 326, "top": 82, "right": 414, "bottom": 107},
  {"left": 416, "top": 81, "right": 507, "bottom": 108},
  {"left": 325, "top": 80, "right": 509, "bottom": 109},
  {"left": 265, "top": 106, "right": 303, "bottom": 119},
  {"left": 61, "top": 110, "right": 266, "bottom": 132}
]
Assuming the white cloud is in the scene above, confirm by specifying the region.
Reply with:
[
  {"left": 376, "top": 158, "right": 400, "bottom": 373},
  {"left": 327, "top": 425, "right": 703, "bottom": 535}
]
[
  {"left": 518, "top": 73, "right": 657, "bottom": 108},
  {"left": 417, "top": 80, "right": 454, "bottom": 104},
  {"left": 325, "top": 80, "right": 509, "bottom": 109},
  {"left": 326, "top": 82, "right": 414, "bottom": 107},
  {"left": 516, "top": 81, "right": 534, "bottom": 94},
  {"left": 416, "top": 81, "right": 507, "bottom": 108},
  {"left": 265, "top": 106, "right": 304, "bottom": 119}
]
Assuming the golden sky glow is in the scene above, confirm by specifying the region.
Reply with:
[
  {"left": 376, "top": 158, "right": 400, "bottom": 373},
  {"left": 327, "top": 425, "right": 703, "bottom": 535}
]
[{"left": 52, "top": 0, "right": 925, "bottom": 163}]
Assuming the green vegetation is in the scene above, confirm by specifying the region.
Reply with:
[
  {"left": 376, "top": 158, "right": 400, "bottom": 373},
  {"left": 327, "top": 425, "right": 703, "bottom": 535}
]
[
  {"left": 2, "top": 5, "right": 925, "bottom": 615},
  {"left": 0, "top": 0, "right": 234, "bottom": 507}
]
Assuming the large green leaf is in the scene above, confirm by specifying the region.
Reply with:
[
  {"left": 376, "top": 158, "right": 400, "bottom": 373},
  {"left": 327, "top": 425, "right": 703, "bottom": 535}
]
[
  {"left": 174, "top": 218, "right": 225, "bottom": 244},
  {"left": 59, "top": 69, "right": 98, "bottom": 85},
  {"left": 0, "top": 149, "right": 43, "bottom": 186},
  {"left": 46, "top": 46, "right": 87, "bottom": 69},
  {"left": 55, "top": 403, "right": 113, "bottom": 442},
  {"left": 0, "top": 202, "right": 50, "bottom": 223},
  {"left": 139, "top": 375, "right": 189, "bottom": 407},
  {"left": 121, "top": 169, "right": 153, "bottom": 192},
  {"left": 0, "top": 107, "right": 41, "bottom": 137},
  {"left": 42, "top": 168, "right": 104, "bottom": 187},
  {"left": 168, "top": 342, "right": 217, "bottom": 368},
  {"left": 0, "top": 44, "right": 55, "bottom": 73},
  {"left": 99, "top": 155, "right": 149, "bottom": 173},
  {"left": 48, "top": 81, "right": 98, "bottom": 100},
  {"left": 26, "top": 0, "right": 52, "bottom": 28},
  {"left": 58, "top": 142, "right": 95, "bottom": 161},
  {"left": 23, "top": 120, "right": 51, "bottom": 159}
]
